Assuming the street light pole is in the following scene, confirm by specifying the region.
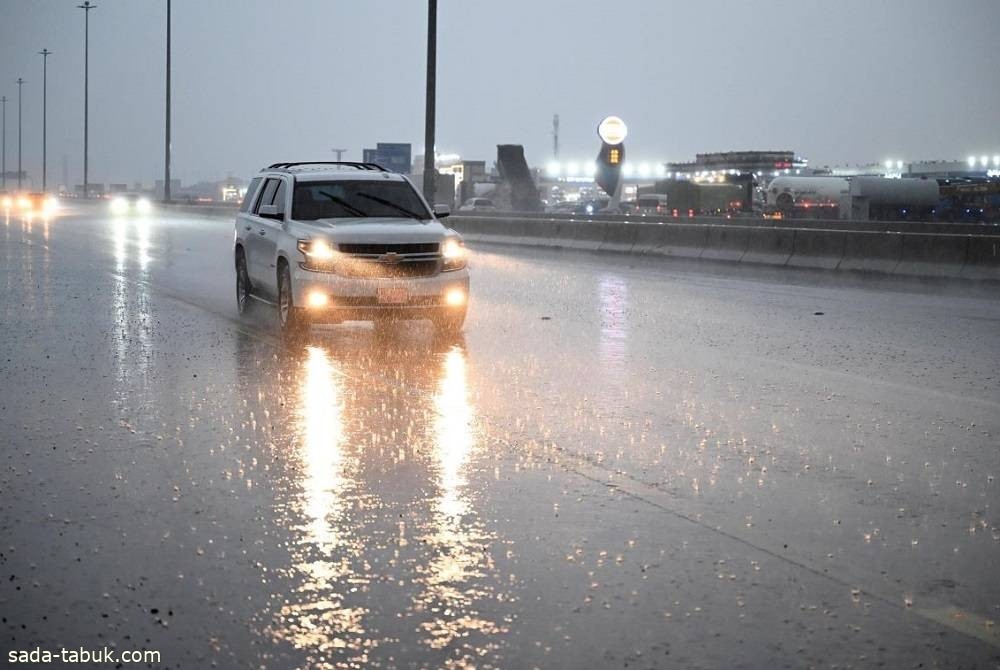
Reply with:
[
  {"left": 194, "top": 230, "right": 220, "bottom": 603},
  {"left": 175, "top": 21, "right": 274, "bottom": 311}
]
[
  {"left": 163, "top": 0, "right": 171, "bottom": 203},
  {"left": 39, "top": 49, "right": 52, "bottom": 192},
  {"left": 16, "top": 78, "right": 24, "bottom": 191},
  {"left": 78, "top": 1, "right": 96, "bottom": 198},
  {"left": 1, "top": 96, "right": 6, "bottom": 191},
  {"left": 422, "top": 0, "right": 437, "bottom": 203}
]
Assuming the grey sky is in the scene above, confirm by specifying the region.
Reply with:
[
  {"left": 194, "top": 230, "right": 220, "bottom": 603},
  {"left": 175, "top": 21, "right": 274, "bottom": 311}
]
[{"left": 2, "top": 0, "right": 999, "bottom": 188}]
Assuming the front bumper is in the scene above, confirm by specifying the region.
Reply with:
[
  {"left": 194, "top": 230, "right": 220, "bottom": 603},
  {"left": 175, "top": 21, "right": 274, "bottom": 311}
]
[{"left": 291, "top": 265, "right": 470, "bottom": 322}]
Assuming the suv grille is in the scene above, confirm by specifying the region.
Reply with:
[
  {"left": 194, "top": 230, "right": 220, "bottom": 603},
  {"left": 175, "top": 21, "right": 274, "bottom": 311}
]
[
  {"left": 338, "top": 243, "right": 439, "bottom": 255},
  {"left": 337, "top": 259, "right": 439, "bottom": 279}
]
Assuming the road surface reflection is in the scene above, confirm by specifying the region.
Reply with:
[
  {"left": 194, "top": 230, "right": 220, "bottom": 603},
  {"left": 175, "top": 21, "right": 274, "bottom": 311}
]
[{"left": 268, "top": 333, "right": 511, "bottom": 668}]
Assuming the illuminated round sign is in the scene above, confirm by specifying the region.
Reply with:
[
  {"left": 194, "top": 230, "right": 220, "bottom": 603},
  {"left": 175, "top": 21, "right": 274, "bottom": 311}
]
[{"left": 597, "top": 116, "right": 628, "bottom": 145}]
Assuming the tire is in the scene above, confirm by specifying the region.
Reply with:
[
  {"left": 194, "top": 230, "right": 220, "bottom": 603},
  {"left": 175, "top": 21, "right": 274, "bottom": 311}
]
[
  {"left": 235, "top": 249, "right": 252, "bottom": 316},
  {"left": 277, "top": 262, "right": 309, "bottom": 337},
  {"left": 433, "top": 307, "right": 467, "bottom": 335}
]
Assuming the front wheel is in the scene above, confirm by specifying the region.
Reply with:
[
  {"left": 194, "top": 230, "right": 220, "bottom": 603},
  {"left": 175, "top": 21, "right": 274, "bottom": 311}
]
[
  {"left": 277, "top": 263, "right": 309, "bottom": 337},
  {"left": 236, "top": 250, "right": 252, "bottom": 316}
]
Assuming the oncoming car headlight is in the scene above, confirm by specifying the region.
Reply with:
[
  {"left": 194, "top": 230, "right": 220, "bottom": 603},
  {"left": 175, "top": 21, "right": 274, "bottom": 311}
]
[
  {"left": 297, "top": 239, "right": 338, "bottom": 271},
  {"left": 441, "top": 237, "right": 467, "bottom": 271},
  {"left": 110, "top": 197, "right": 128, "bottom": 215},
  {"left": 135, "top": 198, "right": 152, "bottom": 214}
]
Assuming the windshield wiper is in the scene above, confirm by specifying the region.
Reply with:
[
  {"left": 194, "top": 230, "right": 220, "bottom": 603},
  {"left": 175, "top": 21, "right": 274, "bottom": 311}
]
[
  {"left": 316, "top": 190, "right": 368, "bottom": 217},
  {"left": 356, "top": 192, "right": 425, "bottom": 220}
]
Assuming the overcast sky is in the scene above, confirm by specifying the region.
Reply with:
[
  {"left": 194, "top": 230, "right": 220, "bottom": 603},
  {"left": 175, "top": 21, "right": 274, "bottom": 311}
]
[{"left": 1, "top": 0, "right": 998, "bottom": 188}]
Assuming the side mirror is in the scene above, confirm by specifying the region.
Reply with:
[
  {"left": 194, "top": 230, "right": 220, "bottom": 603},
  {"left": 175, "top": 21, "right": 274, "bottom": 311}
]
[
  {"left": 433, "top": 204, "right": 451, "bottom": 219},
  {"left": 258, "top": 204, "right": 283, "bottom": 220}
]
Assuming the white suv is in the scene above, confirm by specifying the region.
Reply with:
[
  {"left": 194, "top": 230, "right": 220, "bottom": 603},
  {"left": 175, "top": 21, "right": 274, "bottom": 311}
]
[{"left": 234, "top": 162, "right": 469, "bottom": 336}]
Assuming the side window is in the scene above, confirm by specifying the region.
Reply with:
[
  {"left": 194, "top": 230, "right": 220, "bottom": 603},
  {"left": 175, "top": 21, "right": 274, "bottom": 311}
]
[
  {"left": 254, "top": 179, "right": 279, "bottom": 214},
  {"left": 239, "top": 177, "right": 262, "bottom": 213},
  {"left": 272, "top": 180, "right": 287, "bottom": 216}
]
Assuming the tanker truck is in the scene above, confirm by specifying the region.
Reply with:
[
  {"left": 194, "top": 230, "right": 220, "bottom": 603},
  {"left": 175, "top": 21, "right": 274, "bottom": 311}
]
[
  {"left": 766, "top": 176, "right": 849, "bottom": 218},
  {"left": 767, "top": 175, "right": 940, "bottom": 221},
  {"left": 848, "top": 176, "right": 939, "bottom": 221}
]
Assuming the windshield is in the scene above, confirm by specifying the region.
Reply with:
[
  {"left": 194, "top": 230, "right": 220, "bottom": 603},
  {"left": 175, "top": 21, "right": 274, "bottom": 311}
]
[{"left": 292, "top": 180, "right": 431, "bottom": 221}]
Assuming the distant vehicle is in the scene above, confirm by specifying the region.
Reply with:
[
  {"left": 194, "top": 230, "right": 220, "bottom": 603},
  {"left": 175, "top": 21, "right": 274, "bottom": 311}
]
[
  {"left": 458, "top": 197, "right": 496, "bottom": 212},
  {"left": 9, "top": 191, "right": 59, "bottom": 215},
  {"left": 110, "top": 193, "right": 153, "bottom": 215},
  {"left": 767, "top": 177, "right": 849, "bottom": 214},
  {"left": 547, "top": 199, "right": 631, "bottom": 216},
  {"left": 581, "top": 198, "right": 633, "bottom": 216},
  {"left": 545, "top": 201, "right": 580, "bottom": 214},
  {"left": 634, "top": 193, "right": 669, "bottom": 215},
  {"left": 848, "top": 176, "right": 939, "bottom": 221},
  {"left": 234, "top": 161, "right": 469, "bottom": 337}
]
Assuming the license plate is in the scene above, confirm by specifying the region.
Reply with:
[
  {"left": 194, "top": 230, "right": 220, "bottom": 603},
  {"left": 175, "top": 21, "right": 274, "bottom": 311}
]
[{"left": 377, "top": 286, "right": 409, "bottom": 304}]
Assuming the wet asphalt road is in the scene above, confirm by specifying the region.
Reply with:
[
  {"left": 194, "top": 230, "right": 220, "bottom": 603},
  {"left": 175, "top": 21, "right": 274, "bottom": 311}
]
[{"left": 1, "top": 203, "right": 999, "bottom": 669}]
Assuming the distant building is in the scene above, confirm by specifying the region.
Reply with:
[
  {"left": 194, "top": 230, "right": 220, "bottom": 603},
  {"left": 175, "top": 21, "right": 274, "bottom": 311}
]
[
  {"left": 667, "top": 150, "right": 808, "bottom": 180},
  {"left": 361, "top": 143, "right": 412, "bottom": 174}
]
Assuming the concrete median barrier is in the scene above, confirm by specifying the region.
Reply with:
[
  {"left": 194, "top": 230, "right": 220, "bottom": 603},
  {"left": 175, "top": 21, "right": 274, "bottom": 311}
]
[
  {"left": 523, "top": 219, "right": 564, "bottom": 247},
  {"left": 327, "top": 213, "right": 1000, "bottom": 282},
  {"left": 451, "top": 216, "right": 530, "bottom": 245},
  {"left": 959, "top": 235, "right": 1000, "bottom": 281},
  {"left": 556, "top": 220, "right": 608, "bottom": 250},
  {"left": 787, "top": 229, "right": 846, "bottom": 270},
  {"left": 741, "top": 228, "right": 795, "bottom": 266},
  {"left": 600, "top": 222, "right": 638, "bottom": 253},
  {"left": 700, "top": 225, "right": 750, "bottom": 262},
  {"left": 838, "top": 231, "right": 903, "bottom": 274},
  {"left": 894, "top": 233, "right": 968, "bottom": 277},
  {"left": 632, "top": 223, "right": 707, "bottom": 257}
]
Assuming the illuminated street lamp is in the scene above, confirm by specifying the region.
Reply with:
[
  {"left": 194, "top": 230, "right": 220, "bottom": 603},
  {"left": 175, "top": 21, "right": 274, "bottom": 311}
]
[
  {"left": 16, "top": 77, "right": 24, "bottom": 190},
  {"left": 422, "top": 0, "right": 437, "bottom": 202},
  {"left": 39, "top": 49, "right": 52, "bottom": 192},
  {"left": 77, "top": 1, "right": 97, "bottom": 198},
  {"left": 1, "top": 95, "right": 6, "bottom": 191},
  {"left": 163, "top": 0, "right": 172, "bottom": 203}
]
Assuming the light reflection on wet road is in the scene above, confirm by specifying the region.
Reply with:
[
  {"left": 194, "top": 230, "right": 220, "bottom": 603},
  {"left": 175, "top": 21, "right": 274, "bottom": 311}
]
[{"left": 1, "top": 204, "right": 999, "bottom": 668}]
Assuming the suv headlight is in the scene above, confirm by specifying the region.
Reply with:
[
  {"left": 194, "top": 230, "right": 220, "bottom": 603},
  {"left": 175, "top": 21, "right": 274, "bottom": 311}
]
[
  {"left": 441, "top": 237, "right": 467, "bottom": 271},
  {"left": 297, "top": 239, "right": 338, "bottom": 271}
]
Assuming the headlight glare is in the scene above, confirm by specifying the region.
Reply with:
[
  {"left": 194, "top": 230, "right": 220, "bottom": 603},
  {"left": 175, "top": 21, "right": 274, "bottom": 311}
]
[
  {"left": 297, "top": 239, "right": 338, "bottom": 271},
  {"left": 441, "top": 237, "right": 467, "bottom": 271}
]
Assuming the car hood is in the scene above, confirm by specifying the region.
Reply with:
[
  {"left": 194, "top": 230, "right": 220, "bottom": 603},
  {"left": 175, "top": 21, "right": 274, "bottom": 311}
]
[{"left": 289, "top": 217, "right": 453, "bottom": 243}]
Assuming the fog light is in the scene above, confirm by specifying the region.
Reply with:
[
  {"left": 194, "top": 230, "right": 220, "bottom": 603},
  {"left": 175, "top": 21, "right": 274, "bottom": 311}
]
[
  {"left": 445, "top": 288, "right": 467, "bottom": 307},
  {"left": 307, "top": 291, "right": 329, "bottom": 308}
]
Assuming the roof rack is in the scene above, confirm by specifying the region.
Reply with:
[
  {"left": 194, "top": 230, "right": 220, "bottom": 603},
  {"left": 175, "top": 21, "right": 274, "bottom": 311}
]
[{"left": 266, "top": 161, "right": 388, "bottom": 172}]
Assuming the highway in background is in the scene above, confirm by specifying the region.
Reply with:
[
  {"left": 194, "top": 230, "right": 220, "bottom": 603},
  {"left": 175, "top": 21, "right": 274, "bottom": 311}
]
[{"left": 2, "top": 203, "right": 999, "bottom": 668}]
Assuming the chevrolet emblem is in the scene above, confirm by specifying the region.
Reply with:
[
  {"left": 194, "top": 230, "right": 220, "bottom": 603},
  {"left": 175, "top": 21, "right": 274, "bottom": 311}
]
[{"left": 380, "top": 252, "right": 401, "bottom": 264}]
